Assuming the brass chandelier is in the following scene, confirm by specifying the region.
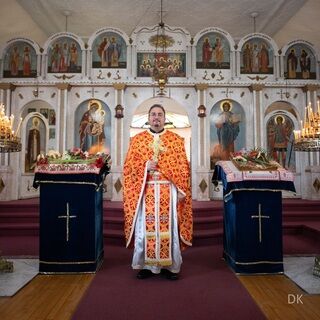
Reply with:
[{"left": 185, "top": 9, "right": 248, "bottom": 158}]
[
  {"left": 0, "top": 103, "right": 22, "bottom": 153},
  {"left": 152, "top": 0, "right": 171, "bottom": 96},
  {"left": 294, "top": 101, "right": 320, "bottom": 151}
]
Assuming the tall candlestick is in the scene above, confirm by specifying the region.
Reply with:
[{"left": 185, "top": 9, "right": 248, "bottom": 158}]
[
  {"left": 16, "top": 117, "right": 23, "bottom": 137},
  {"left": 304, "top": 106, "right": 307, "bottom": 124},
  {"left": 10, "top": 114, "right": 14, "bottom": 128},
  {"left": 310, "top": 106, "right": 314, "bottom": 122}
]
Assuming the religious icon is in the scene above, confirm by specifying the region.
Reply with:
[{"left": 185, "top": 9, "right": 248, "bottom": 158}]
[
  {"left": 28, "top": 108, "right": 36, "bottom": 114},
  {"left": 267, "top": 114, "right": 294, "bottom": 168},
  {"left": 137, "top": 52, "right": 186, "bottom": 77},
  {"left": 287, "top": 49, "right": 298, "bottom": 79},
  {"left": 242, "top": 43, "right": 252, "bottom": 73},
  {"left": 79, "top": 99, "right": 106, "bottom": 151},
  {"left": 210, "top": 100, "right": 245, "bottom": 169},
  {"left": 285, "top": 44, "right": 316, "bottom": 80},
  {"left": 69, "top": 42, "right": 79, "bottom": 72},
  {"left": 214, "top": 101, "right": 241, "bottom": 160},
  {"left": 241, "top": 38, "right": 273, "bottom": 74},
  {"left": 48, "top": 38, "right": 81, "bottom": 73},
  {"left": 48, "top": 109, "right": 56, "bottom": 125},
  {"left": 3, "top": 42, "right": 37, "bottom": 78},
  {"left": 23, "top": 46, "right": 31, "bottom": 76},
  {"left": 196, "top": 32, "right": 230, "bottom": 69},
  {"left": 300, "top": 49, "right": 311, "bottom": 79},
  {"left": 92, "top": 32, "right": 126, "bottom": 69},
  {"left": 109, "top": 36, "right": 122, "bottom": 67},
  {"left": 259, "top": 43, "right": 269, "bottom": 73},
  {"left": 9, "top": 46, "right": 20, "bottom": 76},
  {"left": 25, "top": 117, "right": 41, "bottom": 172},
  {"left": 40, "top": 108, "right": 49, "bottom": 119},
  {"left": 213, "top": 37, "right": 224, "bottom": 68},
  {"left": 202, "top": 37, "right": 212, "bottom": 68}
]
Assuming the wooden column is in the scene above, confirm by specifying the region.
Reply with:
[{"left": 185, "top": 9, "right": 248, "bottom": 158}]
[
  {"left": 112, "top": 83, "right": 126, "bottom": 201},
  {"left": 249, "top": 84, "right": 264, "bottom": 148},
  {"left": 55, "top": 83, "right": 72, "bottom": 152},
  {"left": 195, "top": 83, "right": 210, "bottom": 200}
]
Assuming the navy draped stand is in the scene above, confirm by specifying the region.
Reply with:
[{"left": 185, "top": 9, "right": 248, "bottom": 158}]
[
  {"left": 212, "top": 162, "right": 296, "bottom": 274},
  {"left": 33, "top": 165, "right": 108, "bottom": 273}
]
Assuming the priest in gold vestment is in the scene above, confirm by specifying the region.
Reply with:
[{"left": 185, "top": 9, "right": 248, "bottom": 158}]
[{"left": 123, "top": 104, "right": 192, "bottom": 280}]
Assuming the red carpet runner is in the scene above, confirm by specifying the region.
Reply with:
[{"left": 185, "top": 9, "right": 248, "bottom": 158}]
[{"left": 72, "top": 244, "right": 266, "bottom": 320}]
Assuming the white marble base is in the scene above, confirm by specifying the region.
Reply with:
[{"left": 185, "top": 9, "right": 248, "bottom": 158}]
[
  {"left": 0, "top": 259, "right": 39, "bottom": 296},
  {"left": 284, "top": 256, "right": 320, "bottom": 294}
]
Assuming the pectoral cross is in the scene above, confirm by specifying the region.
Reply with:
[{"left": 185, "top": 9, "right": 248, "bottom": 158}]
[
  {"left": 58, "top": 202, "right": 77, "bottom": 242},
  {"left": 221, "top": 87, "right": 233, "bottom": 98},
  {"left": 251, "top": 203, "right": 270, "bottom": 243}
]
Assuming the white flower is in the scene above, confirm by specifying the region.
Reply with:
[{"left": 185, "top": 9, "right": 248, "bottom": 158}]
[
  {"left": 37, "top": 153, "right": 45, "bottom": 161},
  {"left": 47, "top": 149, "right": 61, "bottom": 159},
  {"left": 233, "top": 155, "right": 247, "bottom": 162},
  {"left": 62, "top": 152, "right": 71, "bottom": 160}
]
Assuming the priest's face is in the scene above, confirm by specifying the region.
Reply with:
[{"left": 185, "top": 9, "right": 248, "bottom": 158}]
[{"left": 148, "top": 106, "right": 165, "bottom": 132}]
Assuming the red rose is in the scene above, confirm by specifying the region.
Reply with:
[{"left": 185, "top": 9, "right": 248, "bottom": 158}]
[
  {"left": 232, "top": 151, "right": 242, "bottom": 157},
  {"left": 37, "top": 158, "right": 48, "bottom": 165},
  {"left": 249, "top": 151, "right": 258, "bottom": 158},
  {"left": 71, "top": 147, "right": 82, "bottom": 156},
  {"left": 95, "top": 157, "right": 104, "bottom": 168}
]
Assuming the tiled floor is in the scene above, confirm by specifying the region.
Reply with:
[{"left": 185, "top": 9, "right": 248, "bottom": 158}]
[
  {"left": 0, "top": 259, "right": 38, "bottom": 296},
  {"left": 284, "top": 256, "right": 320, "bottom": 294}
]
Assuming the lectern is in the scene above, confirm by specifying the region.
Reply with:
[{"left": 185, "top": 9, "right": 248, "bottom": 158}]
[
  {"left": 34, "top": 163, "right": 108, "bottom": 273},
  {"left": 212, "top": 161, "right": 296, "bottom": 274}
]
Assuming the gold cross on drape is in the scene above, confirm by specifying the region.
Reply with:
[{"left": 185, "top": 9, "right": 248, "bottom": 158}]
[
  {"left": 251, "top": 203, "right": 270, "bottom": 243},
  {"left": 58, "top": 202, "right": 77, "bottom": 242}
]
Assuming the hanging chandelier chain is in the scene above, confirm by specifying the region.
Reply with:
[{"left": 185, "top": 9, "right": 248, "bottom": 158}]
[
  {"left": 153, "top": 0, "right": 168, "bottom": 96},
  {"left": 129, "top": 0, "right": 156, "bottom": 35},
  {"left": 159, "top": 0, "right": 164, "bottom": 28}
]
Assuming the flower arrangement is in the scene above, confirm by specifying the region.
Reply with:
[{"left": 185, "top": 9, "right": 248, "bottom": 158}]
[
  {"left": 231, "top": 148, "right": 281, "bottom": 171},
  {"left": 36, "top": 147, "right": 111, "bottom": 169}
]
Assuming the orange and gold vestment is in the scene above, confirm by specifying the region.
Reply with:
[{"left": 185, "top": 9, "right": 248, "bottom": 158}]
[{"left": 123, "top": 130, "right": 192, "bottom": 267}]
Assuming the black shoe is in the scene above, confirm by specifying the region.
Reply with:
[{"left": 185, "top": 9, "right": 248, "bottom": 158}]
[
  {"left": 161, "top": 269, "right": 179, "bottom": 280},
  {"left": 137, "top": 269, "right": 153, "bottom": 279}
]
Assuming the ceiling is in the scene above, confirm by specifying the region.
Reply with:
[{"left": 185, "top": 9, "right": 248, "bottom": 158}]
[{"left": 16, "top": 0, "right": 307, "bottom": 41}]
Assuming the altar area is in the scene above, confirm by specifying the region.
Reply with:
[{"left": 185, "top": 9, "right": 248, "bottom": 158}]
[
  {"left": 0, "top": 18, "right": 319, "bottom": 202},
  {"left": 33, "top": 151, "right": 110, "bottom": 273},
  {"left": 212, "top": 160, "right": 296, "bottom": 274}
]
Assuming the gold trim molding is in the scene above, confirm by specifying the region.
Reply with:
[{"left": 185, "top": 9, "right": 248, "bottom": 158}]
[
  {"left": 56, "top": 83, "right": 72, "bottom": 91},
  {"left": 113, "top": 83, "right": 126, "bottom": 90},
  {"left": 0, "top": 83, "right": 16, "bottom": 91},
  {"left": 302, "top": 84, "right": 320, "bottom": 92},
  {"left": 224, "top": 251, "right": 283, "bottom": 265},
  {"left": 249, "top": 84, "right": 265, "bottom": 92},
  {"left": 195, "top": 83, "right": 208, "bottom": 91}
]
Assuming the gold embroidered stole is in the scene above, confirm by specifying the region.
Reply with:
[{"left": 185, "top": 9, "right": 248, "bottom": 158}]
[{"left": 144, "top": 173, "right": 172, "bottom": 266}]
